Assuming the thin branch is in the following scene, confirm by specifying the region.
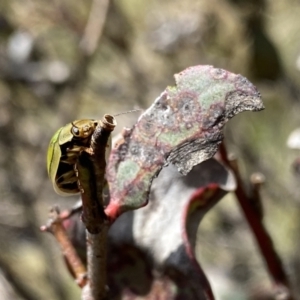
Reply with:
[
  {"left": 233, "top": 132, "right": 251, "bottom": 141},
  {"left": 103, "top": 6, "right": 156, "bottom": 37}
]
[
  {"left": 249, "top": 172, "right": 266, "bottom": 221},
  {"left": 219, "top": 142, "right": 294, "bottom": 300},
  {"left": 78, "top": 115, "right": 116, "bottom": 300},
  {"left": 41, "top": 206, "right": 87, "bottom": 288},
  {"left": 53, "top": 0, "right": 111, "bottom": 122},
  {"left": 80, "top": 0, "right": 110, "bottom": 57}
]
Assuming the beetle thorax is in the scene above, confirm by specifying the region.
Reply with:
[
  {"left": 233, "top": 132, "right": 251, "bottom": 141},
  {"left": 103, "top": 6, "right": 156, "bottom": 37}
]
[{"left": 71, "top": 120, "right": 97, "bottom": 139}]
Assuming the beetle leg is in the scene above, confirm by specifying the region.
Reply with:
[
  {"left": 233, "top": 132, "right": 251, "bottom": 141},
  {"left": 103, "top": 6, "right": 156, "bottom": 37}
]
[
  {"left": 60, "top": 152, "right": 78, "bottom": 164},
  {"left": 59, "top": 187, "right": 79, "bottom": 194},
  {"left": 67, "top": 145, "right": 82, "bottom": 153},
  {"left": 56, "top": 170, "right": 78, "bottom": 184},
  {"left": 77, "top": 179, "right": 84, "bottom": 194},
  {"left": 74, "top": 163, "right": 78, "bottom": 177},
  {"left": 60, "top": 146, "right": 83, "bottom": 164}
]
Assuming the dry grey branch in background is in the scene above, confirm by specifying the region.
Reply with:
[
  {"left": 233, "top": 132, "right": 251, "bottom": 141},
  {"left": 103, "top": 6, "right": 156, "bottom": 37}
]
[{"left": 80, "top": 0, "right": 110, "bottom": 56}]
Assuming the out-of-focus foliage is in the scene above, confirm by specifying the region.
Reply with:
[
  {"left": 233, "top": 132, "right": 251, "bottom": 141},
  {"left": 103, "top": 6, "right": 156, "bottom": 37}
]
[{"left": 0, "top": 0, "right": 300, "bottom": 299}]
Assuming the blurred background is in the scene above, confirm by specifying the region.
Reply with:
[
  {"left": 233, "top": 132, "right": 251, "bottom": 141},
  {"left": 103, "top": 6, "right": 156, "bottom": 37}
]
[{"left": 0, "top": 0, "right": 300, "bottom": 299}]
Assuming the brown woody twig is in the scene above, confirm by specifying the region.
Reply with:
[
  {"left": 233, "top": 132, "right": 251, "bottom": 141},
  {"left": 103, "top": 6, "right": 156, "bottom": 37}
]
[
  {"left": 40, "top": 206, "right": 87, "bottom": 288},
  {"left": 78, "top": 115, "right": 116, "bottom": 300}
]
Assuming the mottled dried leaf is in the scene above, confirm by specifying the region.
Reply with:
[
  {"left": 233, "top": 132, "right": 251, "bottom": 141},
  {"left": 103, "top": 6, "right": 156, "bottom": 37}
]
[{"left": 106, "top": 65, "right": 263, "bottom": 218}]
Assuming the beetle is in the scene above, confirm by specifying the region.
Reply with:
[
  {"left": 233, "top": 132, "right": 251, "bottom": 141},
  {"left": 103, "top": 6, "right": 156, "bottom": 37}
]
[{"left": 47, "top": 119, "right": 111, "bottom": 196}]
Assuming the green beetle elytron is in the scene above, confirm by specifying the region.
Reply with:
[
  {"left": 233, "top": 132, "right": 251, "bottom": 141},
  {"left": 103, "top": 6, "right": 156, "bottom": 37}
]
[{"left": 47, "top": 119, "right": 111, "bottom": 196}]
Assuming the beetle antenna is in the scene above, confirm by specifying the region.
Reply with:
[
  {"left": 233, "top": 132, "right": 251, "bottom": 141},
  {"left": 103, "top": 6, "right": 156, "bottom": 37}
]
[{"left": 113, "top": 109, "right": 143, "bottom": 117}]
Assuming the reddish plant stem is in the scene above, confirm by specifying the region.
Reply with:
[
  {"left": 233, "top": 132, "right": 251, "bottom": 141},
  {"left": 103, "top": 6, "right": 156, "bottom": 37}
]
[
  {"left": 183, "top": 185, "right": 227, "bottom": 300},
  {"left": 41, "top": 207, "right": 87, "bottom": 288},
  {"left": 249, "top": 172, "right": 266, "bottom": 221},
  {"left": 219, "top": 143, "right": 293, "bottom": 300}
]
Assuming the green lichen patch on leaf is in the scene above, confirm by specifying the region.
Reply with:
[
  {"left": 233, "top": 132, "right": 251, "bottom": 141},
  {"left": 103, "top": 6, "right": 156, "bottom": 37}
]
[{"left": 105, "top": 65, "right": 264, "bottom": 219}]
